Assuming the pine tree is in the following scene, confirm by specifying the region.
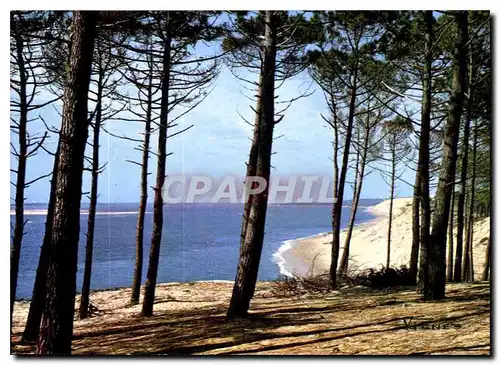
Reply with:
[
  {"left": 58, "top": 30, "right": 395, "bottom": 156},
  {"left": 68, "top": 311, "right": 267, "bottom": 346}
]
[
  {"left": 79, "top": 29, "right": 126, "bottom": 320},
  {"left": 138, "top": 11, "right": 220, "bottom": 316},
  {"left": 36, "top": 11, "right": 98, "bottom": 354},
  {"left": 424, "top": 11, "right": 468, "bottom": 300},
  {"left": 10, "top": 11, "right": 61, "bottom": 321},
  {"left": 226, "top": 11, "right": 315, "bottom": 318},
  {"left": 380, "top": 117, "right": 412, "bottom": 268},
  {"left": 310, "top": 11, "right": 399, "bottom": 286}
]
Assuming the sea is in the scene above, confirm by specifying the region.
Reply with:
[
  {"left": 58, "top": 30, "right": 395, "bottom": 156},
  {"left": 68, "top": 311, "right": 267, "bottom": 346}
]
[{"left": 11, "top": 200, "right": 382, "bottom": 299}]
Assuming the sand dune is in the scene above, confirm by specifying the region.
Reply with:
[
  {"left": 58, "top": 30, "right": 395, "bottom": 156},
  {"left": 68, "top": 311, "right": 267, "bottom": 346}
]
[{"left": 281, "top": 198, "right": 490, "bottom": 279}]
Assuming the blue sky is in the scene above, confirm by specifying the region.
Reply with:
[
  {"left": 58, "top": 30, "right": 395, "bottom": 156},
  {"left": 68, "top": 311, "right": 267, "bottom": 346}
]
[{"left": 11, "top": 37, "right": 417, "bottom": 204}]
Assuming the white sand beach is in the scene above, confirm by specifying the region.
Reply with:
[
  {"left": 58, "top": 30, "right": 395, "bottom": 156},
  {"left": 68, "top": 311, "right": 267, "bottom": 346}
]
[{"left": 278, "top": 198, "right": 490, "bottom": 280}]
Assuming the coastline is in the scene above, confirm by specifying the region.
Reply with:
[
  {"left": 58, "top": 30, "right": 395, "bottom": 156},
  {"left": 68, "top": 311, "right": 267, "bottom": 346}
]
[{"left": 275, "top": 197, "right": 490, "bottom": 279}]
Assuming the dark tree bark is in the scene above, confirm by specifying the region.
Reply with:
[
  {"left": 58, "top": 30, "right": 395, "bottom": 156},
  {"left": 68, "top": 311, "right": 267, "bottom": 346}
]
[
  {"left": 469, "top": 223, "right": 474, "bottom": 281},
  {"left": 339, "top": 127, "right": 368, "bottom": 273},
  {"left": 131, "top": 66, "right": 153, "bottom": 305},
  {"left": 239, "top": 72, "right": 263, "bottom": 255},
  {"left": 22, "top": 144, "right": 60, "bottom": 342},
  {"left": 416, "top": 11, "right": 433, "bottom": 294},
  {"left": 78, "top": 71, "right": 103, "bottom": 320},
  {"left": 227, "top": 11, "right": 277, "bottom": 319},
  {"left": 331, "top": 97, "right": 339, "bottom": 202},
  {"left": 409, "top": 174, "right": 420, "bottom": 283},
  {"left": 386, "top": 134, "right": 397, "bottom": 269},
  {"left": 141, "top": 30, "right": 171, "bottom": 317},
  {"left": 454, "top": 46, "right": 474, "bottom": 282},
  {"left": 446, "top": 190, "right": 455, "bottom": 282},
  {"left": 425, "top": 11, "right": 468, "bottom": 300},
  {"left": 338, "top": 162, "right": 359, "bottom": 273},
  {"left": 11, "top": 33, "right": 28, "bottom": 319},
  {"left": 330, "top": 65, "right": 357, "bottom": 288},
  {"left": 463, "top": 120, "right": 477, "bottom": 282},
  {"left": 36, "top": 11, "right": 97, "bottom": 355},
  {"left": 481, "top": 237, "right": 490, "bottom": 281}
]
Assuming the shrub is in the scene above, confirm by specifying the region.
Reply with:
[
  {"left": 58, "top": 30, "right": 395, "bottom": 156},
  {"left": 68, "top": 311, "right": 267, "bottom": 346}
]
[
  {"left": 271, "top": 274, "right": 331, "bottom": 297},
  {"left": 348, "top": 265, "right": 415, "bottom": 289}
]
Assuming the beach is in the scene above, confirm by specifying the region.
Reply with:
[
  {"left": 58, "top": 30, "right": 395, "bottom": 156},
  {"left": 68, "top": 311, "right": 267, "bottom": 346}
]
[{"left": 278, "top": 198, "right": 491, "bottom": 279}]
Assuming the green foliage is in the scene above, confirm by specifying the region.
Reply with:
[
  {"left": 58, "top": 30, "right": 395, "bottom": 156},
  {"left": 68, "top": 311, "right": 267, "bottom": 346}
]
[{"left": 222, "top": 11, "right": 320, "bottom": 78}]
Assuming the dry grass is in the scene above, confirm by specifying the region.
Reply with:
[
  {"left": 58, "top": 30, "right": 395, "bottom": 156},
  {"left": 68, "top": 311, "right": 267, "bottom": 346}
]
[{"left": 11, "top": 281, "right": 490, "bottom": 355}]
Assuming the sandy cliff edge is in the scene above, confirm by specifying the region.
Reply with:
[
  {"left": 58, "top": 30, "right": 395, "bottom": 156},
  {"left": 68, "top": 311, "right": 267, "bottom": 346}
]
[{"left": 277, "top": 198, "right": 490, "bottom": 279}]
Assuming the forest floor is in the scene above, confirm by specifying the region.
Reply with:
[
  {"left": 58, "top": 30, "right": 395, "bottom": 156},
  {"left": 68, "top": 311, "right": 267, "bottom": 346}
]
[{"left": 11, "top": 280, "right": 490, "bottom": 355}]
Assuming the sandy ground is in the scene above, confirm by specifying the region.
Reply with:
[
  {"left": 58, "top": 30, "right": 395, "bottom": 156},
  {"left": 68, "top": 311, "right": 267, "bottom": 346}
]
[
  {"left": 282, "top": 198, "right": 490, "bottom": 278},
  {"left": 10, "top": 198, "right": 490, "bottom": 355},
  {"left": 12, "top": 281, "right": 490, "bottom": 355}
]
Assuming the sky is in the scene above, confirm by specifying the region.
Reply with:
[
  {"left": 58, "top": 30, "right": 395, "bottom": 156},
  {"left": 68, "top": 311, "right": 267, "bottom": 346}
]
[{"left": 11, "top": 33, "right": 417, "bottom": 204}]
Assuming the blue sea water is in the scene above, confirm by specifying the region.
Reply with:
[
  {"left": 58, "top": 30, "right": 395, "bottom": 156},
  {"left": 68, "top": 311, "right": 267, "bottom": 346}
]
[{"left": 12, "top": 200, "right": 381, "bottom": 299}]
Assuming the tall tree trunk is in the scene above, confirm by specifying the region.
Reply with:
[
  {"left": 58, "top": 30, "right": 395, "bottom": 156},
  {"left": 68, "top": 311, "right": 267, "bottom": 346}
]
[
  {"left": 22, "top": 144, "right": 60, "bottom": 342},
  {"left": 338, "top": 129, "right": 360, "bottom": 274},
  {"left": 331, "top": 96, "right": 339, "bottom": 200},
  {"left": 416, "top": 10, "right": 433, "bottom": 293},
  {"left": 131, "top": 60, "right": 153, "bottom": 305},
  {"left": 469, "top": 224, "right": 474, "bottom": 281},
  {"left": 481, "top": 237, "right": 490, "bottom": 281},
  {"left": 36, "top": 11, "right": 97, "bottom": 354},
  {"left": 239, "top": 72, "right": 263, "bottom": 256},
  {"left": 339, "top": 127, "right": 368, "bottom": 273},
  {"left": 454, "top": 43, "right": 474, "bottom": 282},
  {"left": 462, "top": 191, "right": 471, "bottom": 280},
  {"left": 409, "top": 174, "right": 420, "bottom": 283},
  {"left": 11, "top": 34, "right": 28, "bottom": 319},
  {"left": 227, "top": 11, "right": 277, "bottom": 319},
  {"left": 446, "top": 190, "right": 455, "bottom": 282},
  {"left": 425, "top": 11, "right": 468, "bottom": 300},
  {"left": 78, "top": 72, "right": 103, "bottom": 320},
  {"left": 463, "top": 121, "right": 477, "bottom": 282},
  {"left": 330, "top": 66, "right": 358, "bottom": 288},
  {"left": 387, "top": 136, "right": 397, "bottom": 269},
  {"left": 141, "top": 30, "right": 172, "bottom": 317}
]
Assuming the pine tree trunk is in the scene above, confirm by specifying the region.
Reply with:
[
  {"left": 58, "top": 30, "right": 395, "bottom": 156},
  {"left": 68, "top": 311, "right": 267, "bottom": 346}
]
[
  {"left": 409, "top": 175, "right": 420, "bottom": 283},
  {"left": 11, "top": 34, "right": 28, "bottom": 319},
  {"left": 36, "top": 11, "right": 97, "bottom": 354},
  {"left": 469, "top": 224, "right": 474, "bottom": 281},
  {"left": 338, "top": 129, "right": 360, "bottom": 273},
  {"left": 330, "top": 66, "right": 357, "bottom": 288},
  {"left": 387, "top": 137, "right": 397, "bottom": 269},
  {"left": 425, "top": 11, "right": 468, "bottom": 300},
  {"left": 331, "top": 95, "right": 339, "bottom": 200},
  {"left": 481, "top": 237, "right": 490, "bottom": 281},
  {"left": 131, "top": 59, "right": 153, "bottom": 305},
  {"left": 227, "top": 11, "right": 276, "bottom": 319},
  {"left": 446, "top": 190, "right": 455, "bottom": 282},
  {"left": 78, "top": 72, "right": 103, "bottom": 320},
  {"left": 239, "top": 72, "right": 263, "bottom": 253},
  {"left": 454, "top": 44, "right": 474, "bottom": 282},
  {"left": 141, "top": 30, "right": 171, "bottom": 317},
  {"left": 339, "top": 128, "right": 368, "bottom": 273},
  {"left": 462, "top": 192, "right": 471, "bottom": 281},
  {"left": 22, "top": 144, "right": 60, "bottom": 342},
  {"left": 416, "top": 10, "right": 433, "bottom": 294},
  {"left": 463, "top": 121, "right": 477, "bottom": 282}
]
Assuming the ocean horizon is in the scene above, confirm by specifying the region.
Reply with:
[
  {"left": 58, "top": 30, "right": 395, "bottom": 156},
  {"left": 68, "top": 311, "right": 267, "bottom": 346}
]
[{"left": 12, "top": 199, "right": 382, "bottom": 300}]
